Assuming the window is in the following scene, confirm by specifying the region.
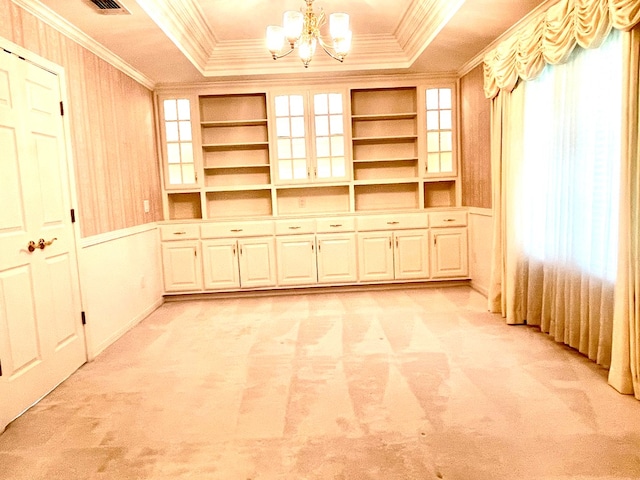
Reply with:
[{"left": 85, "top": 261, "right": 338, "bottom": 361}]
[
  {"left": 313, "top": 93, "right": 346, "bottom": 179},
  {"left": 519, "top": 30, "right": 622, "bottom": 281},
  {"left": 163, "top": 98, "right": 195, "bottom": 185},
  {"left": 425, "top": 87, "right": 454, "bottom": 174}
]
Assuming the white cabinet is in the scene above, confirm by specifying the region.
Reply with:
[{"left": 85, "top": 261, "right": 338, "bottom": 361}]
[
  {"left": 429, "top": 210, "right": 469, "bottom": 279},
  {"left": 357, "top": 213, "right": 430, "bottom": 282},
  {"left": 162, "top": 241, "right": 202, "bottom": 292},
  {"left": 160, "top": 224, "right": 202, "bottom": 292},
  {"left": 202, "top": 237, "right": 277, "bottom": 290},
  {"left": 276, "top": 234, "right": 318, "bottom": 286},
  {"left": 358, "top": 232, "right": 395, "bottom": 281},
  {"left": 317, "top": 233, "right": 357, "bottom": 284},
  {"left": 271, "top": 90, "right": 350, "bottom": 185},
  {"left": 431, "top": 228, "right": 468, "bottom": 278},
  {"left": 358, "top": 230, "right": 429, "bottom": 282},
  {"left": 394, "top": 230, "right": 430, "bottom": 279}
]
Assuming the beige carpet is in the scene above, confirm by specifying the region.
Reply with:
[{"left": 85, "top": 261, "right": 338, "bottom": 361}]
[{"left": 1, "top": 286, "right": 639, "bottom": 479}]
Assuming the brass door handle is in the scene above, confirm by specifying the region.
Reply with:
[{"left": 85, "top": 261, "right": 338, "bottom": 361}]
[
  {"left": 27, "top": 240, "right": 37, "bottom": 252},
  {"left": 38, "top": 237, "right": 58, "bottom": 250}
]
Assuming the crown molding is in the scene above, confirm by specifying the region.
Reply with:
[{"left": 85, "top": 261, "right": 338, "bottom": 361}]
[
  {"left": 12, "top": 0, "right": 155, "bottom": 89},
  {"left": 202, "top": 34, "right": 409, "bottom": 77},
  {"left": 135, "top": 0, "right": 216, "bottom": 75},
  {"left": 395, "top": 0, "right": 466, "bottom": 64}
]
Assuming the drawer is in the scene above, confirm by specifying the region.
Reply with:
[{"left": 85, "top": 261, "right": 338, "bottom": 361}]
[
  {"left": 275, "top": 218, "right": 316, "bottom": 235},
  {"left": 430, "top": 211, "right": 468, "bottom": 227},
  {"left": 356, "top": 213, "right": 429, "bottom": 231},
  {"left": 316, "top": 217, "right": 355, "bottom": 233},
  {"left": 160, "top": 224, "right": 200, "bottom": 241},
  {"left": 201, "top": 221, "right": 274, "bottom": 238}
]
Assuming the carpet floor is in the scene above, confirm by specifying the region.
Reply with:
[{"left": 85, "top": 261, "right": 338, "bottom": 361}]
[{"left": 1, "top": 286, "right": 639, "bottom": 479}]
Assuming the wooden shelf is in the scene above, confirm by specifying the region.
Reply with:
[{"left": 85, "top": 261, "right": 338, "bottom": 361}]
[
  {"left": 351, "top": 113, "right": 417, "bottom": 121},
  {"left": 202, "top": 142, "right": 269, "bottom": 151},
  {"left": 205, "top": 185, "right": 272, "bottom": 193},
  {"left": 204, "top": 164, "right": 270, "bottom": 170},
  {"left": 354, "top": 178, "right": 419, "bottom": 186},
  {"left": 201, "top": 119, "right": 267, "bottom": 127},
  {"left": 352, "top": 135, "right": 418, "bottom": 144},
  {"left": 353, "top": 157, "right": 418, "bottom": 164}
]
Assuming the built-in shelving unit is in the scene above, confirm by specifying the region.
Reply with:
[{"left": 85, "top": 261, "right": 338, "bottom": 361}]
[
  {"left": 200, "top": 93, "right": 273, "bottom": 218},
  {"left": 351, "top": 87, "right": 420, "bottom": 211},
  {"left": 158, "top": 81, "right": 461, "bottom": 221}
]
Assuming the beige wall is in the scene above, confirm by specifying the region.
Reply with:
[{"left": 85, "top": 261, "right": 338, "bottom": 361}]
[
  {"left": 460, "top": 64, "right": 491, "bottom": 209},
  {"left": 0, "top": 0, "right": 163, "bottom": 238}
]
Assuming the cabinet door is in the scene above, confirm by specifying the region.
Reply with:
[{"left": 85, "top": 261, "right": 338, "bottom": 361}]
[
  {"left": 317, "top": 233, "right": 357, "bottom": 284},
  {"left": 276, "top": 234, "right": 317, "bottom": 286},
  {"left": 202, "top": 239, "right": 240, "bottom": 290},
  {"left": 431, "top": 228, "right": 468, "bottom": 278},
  {"left": 238, "top": 237, "right": 276, "bottom": 288},
  {"left": 394, "top": 230, "right": 429, "bottom": 280},
  {"left": 358, "top": 232, "right": 394, "bottom": 282},
  {"left": 162, "top": 241, "right": 202, "bottom": 292}
]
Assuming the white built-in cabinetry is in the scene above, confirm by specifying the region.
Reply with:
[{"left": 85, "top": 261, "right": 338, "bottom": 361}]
[
  {"left": 159, "top": 210, "right": 467, "bottom": 294},
  {"left": 156, "top": 78, "right": 466, "bottom": 295}
]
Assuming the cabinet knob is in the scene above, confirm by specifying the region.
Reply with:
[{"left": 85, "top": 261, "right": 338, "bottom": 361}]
[
  {"left": 230, "top": 228, "right": 243, "bottom": 232},
  {"left": 329, "top": 224, "right": 342, "bottom": 228},
  {"left": 289, "top": 226, "right": 301, "bottom": 230},
  {"left": 173, "top": 231, "right": 187, "bottom": 235},
  {"left": 387, "top": 221, "right": 399, "bottom": 225}
]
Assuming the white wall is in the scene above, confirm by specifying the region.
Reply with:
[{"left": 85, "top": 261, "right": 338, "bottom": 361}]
[
  {"left": 77, "top": 224, "right": 163, "bottom": 360},
  {"left": 468, "top": 208, "right": 493, "bottom": 297}
]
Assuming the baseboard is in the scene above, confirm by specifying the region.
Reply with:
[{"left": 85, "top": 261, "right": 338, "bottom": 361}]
[
  {"left": 470, "top": 280, "right": 489, "bottom": 298},
  {"left": 163, "top": 279, "right": 472, "bottom": 302},
  {"left": 88, "top": 297, "right": 164, "bottom": 360}
]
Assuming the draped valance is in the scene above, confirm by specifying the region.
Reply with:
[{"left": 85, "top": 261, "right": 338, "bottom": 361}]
[{"left": 483, "top": 0, "right": 640, "bottom": 98}]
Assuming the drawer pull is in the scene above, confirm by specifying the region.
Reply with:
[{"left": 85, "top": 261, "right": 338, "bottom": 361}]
[
  {"left": 330, "top": 224, "right": 342, "bottom": 228},
  {"left": 386, "top": 221, "right": 399, "bottom": 225},
  {"left": 230, "top": 228, "right": 243, "bottom": 232},
  {"left": 173, "top": 231, "right": 187, "bottom": 235},
  {"left": 289, "top": 226, "right": 301, "bottom": 230},
  {"left": 443, "top": 219, "right": 456, "bottom": 222}
]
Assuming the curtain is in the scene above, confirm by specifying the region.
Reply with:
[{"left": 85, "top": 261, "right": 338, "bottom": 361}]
[
  {"left": 609, "top": 28, "right": 640, "bottom": 398},
  {"left": 486, "top": 0, "right": 640, "bottom": 397},
  {"left": 511, "top": 33, "right": 622, "bottom": 367},
  {"left": 484, "top": 0, "right": 640, "bottom": 99}
]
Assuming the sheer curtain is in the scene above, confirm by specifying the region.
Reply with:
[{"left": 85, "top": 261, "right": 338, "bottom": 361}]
[{"left": 503, "top": 31, "right": 623, "bottom": 366}]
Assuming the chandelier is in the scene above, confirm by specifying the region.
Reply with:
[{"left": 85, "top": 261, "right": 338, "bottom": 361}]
[{"left": 266, "top": 0, "right": 352, "bottom": 68}]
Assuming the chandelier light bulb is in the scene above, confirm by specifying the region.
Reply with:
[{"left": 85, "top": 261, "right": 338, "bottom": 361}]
[
  {"left": 266, "top": 25, "right": 285, "bottom": 55},
  {"left": 329, "top": 12, "right": 349, "bottom": 39},
  {"left": 283, "top": 10, "right": 304, "bottom": 44}
]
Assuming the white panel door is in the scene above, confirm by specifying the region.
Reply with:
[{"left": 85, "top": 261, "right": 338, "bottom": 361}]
[
  {"left": 394, "top": 230, "right": 429, "bottom": 280},
  {"left": 317, "top": 233, "right": 357, "bottom": 284},
  {"left": 431, "top": 228, "right": 469, "bottom": 278},
  {"left": 161, "top": 241, "right": 202, "bottom": 292},
  {"left": 202, "top": 239, "right": 240, "bottom": 290},
  {"left": 0, "top": 50, "right": 86, "bottom": 432},
  {"left": 358, "top": 232, "right": 394, "bottom": 282},
  {"left": 238, "top": 237, "right": 276, "bottom": 289},
  {"left": 276, "top": 235, "right": 317, "bottom": 286}
]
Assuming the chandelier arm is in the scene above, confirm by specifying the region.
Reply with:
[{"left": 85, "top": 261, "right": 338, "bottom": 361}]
[
  {"left": 317, "top": 36, "right": 344, "bottom": 62},
  {"left": 271, "top": 45, "right": 296, "bottom": 60}
]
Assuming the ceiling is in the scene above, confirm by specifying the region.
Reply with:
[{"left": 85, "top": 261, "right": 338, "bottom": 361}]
[{"left": 31, "top": 0, "right": 549, "bottom": 87}]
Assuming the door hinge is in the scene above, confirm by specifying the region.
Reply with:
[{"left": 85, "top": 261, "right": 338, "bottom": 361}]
[
  {"left": 81, "top": 311, "right": 86, "bottom": 325},
  {"left": 60, "top": 101, "right": 64, "bottom": 116},
  {"left": 70, "top": 208, "right": 76, "bottom": 223}
]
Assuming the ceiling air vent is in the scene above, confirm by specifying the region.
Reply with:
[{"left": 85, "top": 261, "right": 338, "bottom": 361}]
[{"left": 86, "top": 0, "right": 131, "bottom": 14}]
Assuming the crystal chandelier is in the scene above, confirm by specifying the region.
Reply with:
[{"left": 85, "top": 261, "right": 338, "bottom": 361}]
[{"left": 266, "top": 0, "right": 352, "bottom": 68}]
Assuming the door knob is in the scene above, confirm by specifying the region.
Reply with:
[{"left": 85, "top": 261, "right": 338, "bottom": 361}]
[{"left": 38, "top": 237, "right": 58, "bottom": 250}]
